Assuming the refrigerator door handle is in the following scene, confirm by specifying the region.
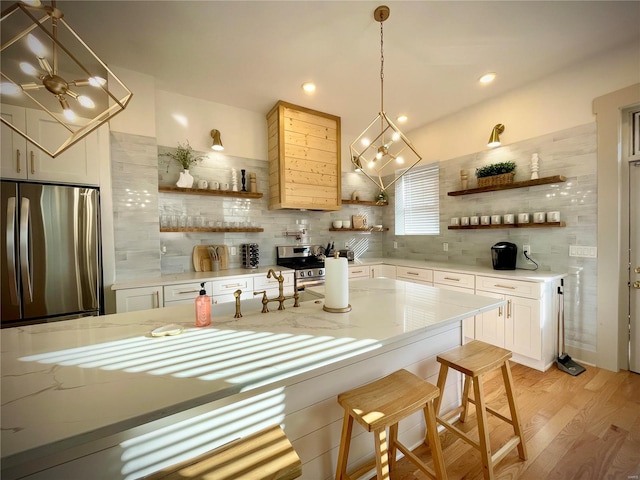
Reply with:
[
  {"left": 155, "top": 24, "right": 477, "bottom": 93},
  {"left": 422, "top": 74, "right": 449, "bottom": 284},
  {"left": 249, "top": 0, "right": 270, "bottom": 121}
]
[
  {"left": 6, "top": 197, "right": 19, "bottom": 305},
  {"left": 19, "top": 197, "right": 33, "bottom": 304}
]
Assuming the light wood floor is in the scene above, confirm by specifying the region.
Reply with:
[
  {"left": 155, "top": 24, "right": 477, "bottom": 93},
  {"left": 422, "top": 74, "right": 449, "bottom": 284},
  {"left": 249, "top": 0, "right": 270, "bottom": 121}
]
[{"left": 388, "top": 362, "right": 640, "bottom": 480}]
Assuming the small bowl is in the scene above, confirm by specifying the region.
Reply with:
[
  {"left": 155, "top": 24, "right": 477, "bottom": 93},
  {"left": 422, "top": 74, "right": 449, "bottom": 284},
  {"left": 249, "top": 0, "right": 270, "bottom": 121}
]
[{"left": 332, "top": 220, "right": 343, "bottom": 229}]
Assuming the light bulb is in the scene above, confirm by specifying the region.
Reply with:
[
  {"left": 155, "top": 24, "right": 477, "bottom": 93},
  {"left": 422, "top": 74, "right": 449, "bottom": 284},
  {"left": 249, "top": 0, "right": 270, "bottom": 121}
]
[
  {"left": 376, "top": 151, "right": 383, "bottom": 160},
  {"left": 63, "top": 108, "right": 76, "bottom": 121},
  {"left": 77, "top": 95, "right": 95, "bottom": 108},
  {"left": 368, "top": 161, "right": 375, "bottom": 169},
  {"left": 20, "top": 62, "right": 38, "bottom": 76},
  {"left": 0, "top": 82, "right": 21, "bottom": 95},
  {"left": 396, "top": 156, "right": 404, "bottom": 164},
  {"left": 26, "top": 34, "right": 46, "bottom": 58},
  {"left": 88, "top": 76, "right": 106, "bottom": 87},
  {"left": 211, "top": 144, "right": 224, "bottom": 151},
  {"left": 391, "top": 132, "right": 400, "bottom": 141},
  {"left": 361, "top": 138, "right": 370, "bottom": 147}
]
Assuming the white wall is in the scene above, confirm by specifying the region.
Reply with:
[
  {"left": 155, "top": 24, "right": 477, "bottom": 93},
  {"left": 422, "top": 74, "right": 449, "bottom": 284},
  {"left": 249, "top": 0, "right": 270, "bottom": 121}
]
[
  {"left": 407, "top": 41, "right": 640, "bottom": 163},
  {"left": 154, "top": 90, "right": 267, "bottom": 160},
  {"left": 108, "top": 66, "right": 157, "bottom": 138}
]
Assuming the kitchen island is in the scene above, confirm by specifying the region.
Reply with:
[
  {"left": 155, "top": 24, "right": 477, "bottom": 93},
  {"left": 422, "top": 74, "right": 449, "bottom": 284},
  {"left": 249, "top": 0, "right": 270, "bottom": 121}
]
[{"left": 1, "top": 278, "right": 504, "bottom": 480}]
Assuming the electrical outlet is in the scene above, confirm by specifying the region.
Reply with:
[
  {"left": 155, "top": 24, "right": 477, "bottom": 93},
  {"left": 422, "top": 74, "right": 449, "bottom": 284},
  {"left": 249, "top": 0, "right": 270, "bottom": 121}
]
[
  {"left": 522, "top": 244, "right": 533, "bottom": 264},
  {"left": 443, "top": 242, "right": 449, "bottom": 252},
  {"left": 393, "top": 241, "right": 398, "bottom": 249},
  {"left": 230, "top": 246, "right": 237, "bottom": 256}
]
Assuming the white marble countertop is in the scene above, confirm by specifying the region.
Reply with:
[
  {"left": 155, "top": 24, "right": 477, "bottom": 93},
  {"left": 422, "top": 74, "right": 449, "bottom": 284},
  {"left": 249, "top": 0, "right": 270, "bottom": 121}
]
[
  {"left": 1, "top": 278, "right": 503, "bottom": 468},
  {"left": 350, "top": 257, "right": 566, "bottom": 282}
]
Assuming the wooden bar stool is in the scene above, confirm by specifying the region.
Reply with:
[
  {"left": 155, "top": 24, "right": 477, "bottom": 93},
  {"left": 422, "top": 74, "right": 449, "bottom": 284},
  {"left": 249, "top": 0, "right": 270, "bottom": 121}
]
[
  {"left": 335, "top": 369, "right": 447, "bottom": 480},
  {"left": 433, "top": 341, "right": 527, "bottom": 480}
]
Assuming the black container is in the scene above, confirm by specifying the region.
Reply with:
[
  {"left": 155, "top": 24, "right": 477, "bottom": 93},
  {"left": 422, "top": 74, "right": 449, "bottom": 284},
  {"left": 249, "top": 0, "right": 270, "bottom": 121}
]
[{"left": 491, "top": 242, "right": 517, "bottom": 270}]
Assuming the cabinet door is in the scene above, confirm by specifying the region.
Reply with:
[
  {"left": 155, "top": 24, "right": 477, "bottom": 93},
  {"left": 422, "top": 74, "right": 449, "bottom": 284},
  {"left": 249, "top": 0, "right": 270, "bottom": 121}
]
[
  {"left": 115, "top": 287, "right": 163, "bottom": 313},
  {"left": 1, "top": 105, "right": 27, "bottom": 179},
  {"left": 164, "top": 281, "right": 215, "bottom": 305},
  {"left": 504, "top": 295, "right": 541, "bottom": 360},
  {"left": 437, "top": 283, "right": 477, "bottom": 342},
  {"left": 396, "top": 266, "right": 433, "bottom": 284},
  {"left": 371, "top": 264, "right": 396, "bottom": 278},
  {"left": 475, "top": 291, "right": 505, "bottom": 347},
  {"left": 25, "top": 109, "right": 100, "bottom": 185}
]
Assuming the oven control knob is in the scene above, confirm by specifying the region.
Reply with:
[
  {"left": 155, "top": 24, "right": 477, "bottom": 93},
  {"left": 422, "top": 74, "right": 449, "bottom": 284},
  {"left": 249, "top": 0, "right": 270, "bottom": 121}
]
[
  {"left": 318, "top": 269, "right": 324, "bottom": 275},
  {"left": 299, "top": 271, "right": 305, "bottom": 277},
  {"left": 307, "top": 270, "right": 313, "bottom": 277}
]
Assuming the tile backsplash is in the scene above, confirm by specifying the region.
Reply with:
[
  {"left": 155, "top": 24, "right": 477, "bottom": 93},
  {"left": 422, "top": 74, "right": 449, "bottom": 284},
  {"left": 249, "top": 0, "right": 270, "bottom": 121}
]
[{"left": 111, "top": 122, "right": 597, "bottom": 357}]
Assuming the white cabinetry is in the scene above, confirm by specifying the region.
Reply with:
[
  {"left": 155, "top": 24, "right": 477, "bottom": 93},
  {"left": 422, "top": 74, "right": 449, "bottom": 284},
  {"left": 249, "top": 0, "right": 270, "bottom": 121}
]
[
  {"left": 211, "top": 276, "right": 254, "bottom": 304},
  {"left": 434, "top": 270, "right": 476, "bottom": 342},
  {"left": 115, "top": 286, "right": 163, "bottom": 313},
  {"left": 370, "top": 264, "right": 396, "bottom": 278},
  {"left": 475, "top": 275, "right": 557, "bottom": 371},
  {"left": 396, "top": 266, "right": 433, "bottom": 285},
  {"left": 348, "top": 265, "right": 370, "bottom": 280},
  {"left": 164, "top": 282, "right": 214, "bottom": 306},
  {"left": 254, "top": 271, "right": 294, "bottom": 296},
  {"left": 1, "top": 105, "right": 100, "bottom": 184}
]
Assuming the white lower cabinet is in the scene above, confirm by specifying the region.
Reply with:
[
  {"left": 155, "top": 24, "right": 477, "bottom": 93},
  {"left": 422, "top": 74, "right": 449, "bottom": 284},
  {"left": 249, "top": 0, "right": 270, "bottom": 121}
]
[
  {"left": 115, "top": 286, "right": 163, "bottom": 313},
  {"left": 164, "top": 282, "right": 215, "bottom": 306},
  {"left": 476, "top": 275, "right": 557, "bottom": 371},
  {"left": 348, "top": 265, "right": 370, "bottom": 280},
  {"left": 370, "top": 264, "right": 396, "bottom": 279},
  {"left": 434, "top": 270, "right": 476, "bottom": 343}
]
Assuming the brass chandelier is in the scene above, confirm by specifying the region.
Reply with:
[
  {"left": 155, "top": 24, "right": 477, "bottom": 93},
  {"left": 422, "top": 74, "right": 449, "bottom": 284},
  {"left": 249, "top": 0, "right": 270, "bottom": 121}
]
[
  {"left": 350, "top": 5, "right": 422, "bottom": 192},
  {"left": 1, "top": 0, "right": 132, "bottom": 157}
]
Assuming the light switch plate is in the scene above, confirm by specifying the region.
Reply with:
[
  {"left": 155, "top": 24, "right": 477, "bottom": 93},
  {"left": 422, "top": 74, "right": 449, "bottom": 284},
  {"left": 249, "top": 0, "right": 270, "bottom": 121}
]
[{"left": 569, "top": 245, "right": 597, "bottom": 258}]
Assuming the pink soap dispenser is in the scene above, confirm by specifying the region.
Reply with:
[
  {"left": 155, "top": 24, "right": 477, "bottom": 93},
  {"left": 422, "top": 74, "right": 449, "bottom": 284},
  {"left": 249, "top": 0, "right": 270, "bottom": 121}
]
[{"left": 195, "top": 282, "right": 211, "bottom": 327}]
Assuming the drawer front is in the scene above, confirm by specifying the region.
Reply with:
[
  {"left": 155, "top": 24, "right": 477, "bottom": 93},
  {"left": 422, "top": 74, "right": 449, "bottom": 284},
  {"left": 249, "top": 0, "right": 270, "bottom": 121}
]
[
  {"left": 396, "top": 266, "right": 433, "bottom": 283},
  {"left": 433, "top": 270, "right": 474, "bottom": 289},
  {"left": 348, "top": 265, "right": 370, "bottom": 279},
  {"left": 254, "top": 272, "right": 294, "bottom": 290},
  {"left": 164, "top": 282, "right": 213, "bottom": 303},
  {"left": 211, "top": 276, "right": 254, "bottom": 296},
  {"left": 476, "top": 275, "right": 541, "bottom": 299}
]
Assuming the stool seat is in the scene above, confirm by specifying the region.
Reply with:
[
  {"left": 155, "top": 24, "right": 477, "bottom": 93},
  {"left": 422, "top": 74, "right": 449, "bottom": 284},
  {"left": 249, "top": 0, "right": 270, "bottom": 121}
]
[
  {"left": 437, "top": 340, "right": 512, "bottom": 377},
  {"left": 434, "top": 341, "right": 527, "bottom": 480},
  {"left": 336, "top": 369, "right": 447, "bottom": 480}
]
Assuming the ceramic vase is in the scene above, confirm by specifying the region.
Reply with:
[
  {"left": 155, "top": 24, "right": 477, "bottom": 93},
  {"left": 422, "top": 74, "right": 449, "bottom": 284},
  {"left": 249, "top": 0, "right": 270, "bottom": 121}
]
[{"left": 176, "top": 169, "right": 194, "bottom": 188}]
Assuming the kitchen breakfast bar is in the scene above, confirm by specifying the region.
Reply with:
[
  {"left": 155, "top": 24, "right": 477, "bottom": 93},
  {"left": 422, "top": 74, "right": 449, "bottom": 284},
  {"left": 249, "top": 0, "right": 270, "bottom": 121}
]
[{"left": 1, "top": 278, "right": 504, "bottom": 480}]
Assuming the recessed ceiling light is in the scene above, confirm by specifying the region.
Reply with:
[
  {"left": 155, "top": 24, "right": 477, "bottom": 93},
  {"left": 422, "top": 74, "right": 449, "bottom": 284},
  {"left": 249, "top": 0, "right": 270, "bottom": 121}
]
[
  {"left": 302, "top": 82, "right": 316, "bottom": 93},
  {"left": 396, "top": 114, "right": 408, "bottom": 123},
  {"left": 479, "top": 72, "right": 496, "bottom": 84}
]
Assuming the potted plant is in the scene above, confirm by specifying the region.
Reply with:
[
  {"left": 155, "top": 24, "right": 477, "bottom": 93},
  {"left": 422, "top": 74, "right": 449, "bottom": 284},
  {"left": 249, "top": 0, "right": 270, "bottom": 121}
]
[
  {"left": 475, "top": 161, "right": 516, "bottom": 187},
  {"left": 160, "top": 140, "right": 204, "bottom": 188}
]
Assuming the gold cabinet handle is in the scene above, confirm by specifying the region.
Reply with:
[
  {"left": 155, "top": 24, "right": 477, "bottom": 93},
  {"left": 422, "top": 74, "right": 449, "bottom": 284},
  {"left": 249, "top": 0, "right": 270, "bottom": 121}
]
[
  {"left": 30, "top": 151, "right": 35, "bottom": 175},
  {"left": 223, "top": 283, "right": 244, "bottom": 288},
  {"left": 155, "top": 291, "right": 160, "bottom": 308},
  {"left": 16, "top": 149, "right": 21, "bottom": 173},
  {"left": 406, "top": 271, "right": 420, "bottom": 276},
  {"left": 634, "top": 281, "right": 640, "bottom": 289},
  {"left": 444, "top": 277, "right": 460, "bottom": 281},
  {"left": 178, "top": 289, "right": 200, "bottom": 294},
  {"left": 635, "top": 266, "right": 640, "bottom": 274},
  {"left": 507, "top": 299, "right": 512, "bottom": 318},
  {"left": 495, "top": 284, "right": 516, "bottom": 290},
  {"left": 498, "top": 306, "right": 503, "bottom": 316}
]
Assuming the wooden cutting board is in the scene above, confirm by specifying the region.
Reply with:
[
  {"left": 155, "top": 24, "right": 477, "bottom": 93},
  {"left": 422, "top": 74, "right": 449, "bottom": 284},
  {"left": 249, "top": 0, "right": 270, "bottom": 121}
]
[{"left": 192, "top": 245, "right": 229, "bottom": 272}]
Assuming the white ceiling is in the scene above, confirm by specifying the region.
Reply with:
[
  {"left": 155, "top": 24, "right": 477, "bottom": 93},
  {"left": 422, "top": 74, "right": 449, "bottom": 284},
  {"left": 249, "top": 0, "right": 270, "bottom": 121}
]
[{"left": 15, "top": 1, "right": 640, "bottom": 135}]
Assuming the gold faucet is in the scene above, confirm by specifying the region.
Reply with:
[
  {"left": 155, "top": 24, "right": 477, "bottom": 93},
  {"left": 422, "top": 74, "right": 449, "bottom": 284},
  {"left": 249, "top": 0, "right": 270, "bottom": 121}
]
[{"left": 253, "top": 269, "right": 300, "bottom": 312}]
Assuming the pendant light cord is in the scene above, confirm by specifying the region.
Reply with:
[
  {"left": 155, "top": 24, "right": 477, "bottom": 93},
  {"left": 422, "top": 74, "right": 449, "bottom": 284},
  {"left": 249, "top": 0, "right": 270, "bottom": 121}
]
[{"left": 380, "top": 20, "right": 384, "bottom": 114}]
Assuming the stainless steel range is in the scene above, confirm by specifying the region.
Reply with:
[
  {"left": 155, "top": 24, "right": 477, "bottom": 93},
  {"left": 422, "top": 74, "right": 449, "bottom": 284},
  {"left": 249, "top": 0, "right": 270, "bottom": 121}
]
[{"left": 276, "top": 245, "right": 325, "bottom": 291}]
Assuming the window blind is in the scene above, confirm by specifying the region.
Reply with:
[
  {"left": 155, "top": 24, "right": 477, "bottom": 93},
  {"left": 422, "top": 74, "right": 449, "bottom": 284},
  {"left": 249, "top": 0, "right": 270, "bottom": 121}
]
[{"left": 395, "top": 163, "right": 440, "bottom": 235}]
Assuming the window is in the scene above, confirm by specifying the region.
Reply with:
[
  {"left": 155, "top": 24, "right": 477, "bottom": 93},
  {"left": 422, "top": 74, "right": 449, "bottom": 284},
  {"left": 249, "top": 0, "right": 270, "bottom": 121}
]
[{"left": 395, "top": 163, "right": 440, "bottom": 235}]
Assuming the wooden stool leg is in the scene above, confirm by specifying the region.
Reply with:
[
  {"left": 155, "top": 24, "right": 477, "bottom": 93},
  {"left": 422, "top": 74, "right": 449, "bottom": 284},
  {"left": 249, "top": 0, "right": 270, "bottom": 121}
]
[
  {"left": 335, "top": 411, "right": 354, "bottom": 480},
  {"left": 434, "top": 364, "right": 449, "bottom": 415},
  {"left": 374, "top": 427, "right": 391, "bottom": 480},
  {"left": 459, "top": 375, "right": 472, "bottom": 423},
  {"left": 389, "top": 423, "right": 398, "bottom": 472},
  {"left": 424, "top": 400, "right": 448, "bottom": 480},
  {"left": 502, "top": 360, "right": 528, "bottom": 460},
  {"left": 473, "top": 375, "right": 494, "bottom": 480}
]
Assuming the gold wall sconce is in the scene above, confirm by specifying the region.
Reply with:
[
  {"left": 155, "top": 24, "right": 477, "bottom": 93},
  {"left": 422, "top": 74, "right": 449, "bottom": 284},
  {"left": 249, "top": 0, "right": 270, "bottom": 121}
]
[
  {"left": 0, "top": 0, "right": 133, "bottom": 157},
  {"left": 210, "top": 129, "right": 224, "bottom": 151},
  {"left": 487, "top": 123, "right": 505, "bottom": 148}
]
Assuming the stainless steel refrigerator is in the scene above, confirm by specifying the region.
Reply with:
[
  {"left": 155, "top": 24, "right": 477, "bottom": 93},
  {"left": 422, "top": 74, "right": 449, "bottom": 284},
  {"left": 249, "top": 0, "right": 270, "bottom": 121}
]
[{"left": 1, "top": 181, "right": 102, "bottom": 327}]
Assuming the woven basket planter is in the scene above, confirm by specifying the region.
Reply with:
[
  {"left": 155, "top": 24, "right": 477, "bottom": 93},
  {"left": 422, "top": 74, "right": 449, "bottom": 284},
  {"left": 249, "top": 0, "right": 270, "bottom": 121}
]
[{"left": 477, "top": 172, "right": 515, "bottom": 187}]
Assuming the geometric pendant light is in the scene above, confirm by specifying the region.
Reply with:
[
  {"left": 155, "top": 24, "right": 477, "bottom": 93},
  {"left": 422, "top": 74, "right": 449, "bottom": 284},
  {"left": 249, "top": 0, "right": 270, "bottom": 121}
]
[
  {"left": 1, "top": 1, "right": 132, "bottom": 157},
  {"left": 349, "top": 5, "right": 422, "bottom": 192}
]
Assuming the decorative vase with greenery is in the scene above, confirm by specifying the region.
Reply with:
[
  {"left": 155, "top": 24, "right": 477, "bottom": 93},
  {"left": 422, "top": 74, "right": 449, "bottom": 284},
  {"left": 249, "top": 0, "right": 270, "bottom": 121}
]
[
  {"left": 475, "top": 161, "right": 516, "bottom": 187},
  {"left": 160, "top": 140, "right": 204, "bottom": 188}
]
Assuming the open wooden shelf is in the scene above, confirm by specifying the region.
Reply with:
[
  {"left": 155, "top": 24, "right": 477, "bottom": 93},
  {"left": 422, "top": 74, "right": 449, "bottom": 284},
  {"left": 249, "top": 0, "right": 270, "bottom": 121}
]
[
  {"left": 329, "top": 227, "right": 389, "bottom": 232},
  {"left": 448, "top": 222, "right": 565, "bottom": 230},
  {"left": 341, "top": 199, "right": 388, "bottom": 206},
  {"left": 447, "top": 175, "right": 566, "bottom": 196},
  {"left": 160, "top": 227, "right": 264, "bottom": 233},
  {"left": 159, "top": 185, "right": 263, "bottom": 199}
]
